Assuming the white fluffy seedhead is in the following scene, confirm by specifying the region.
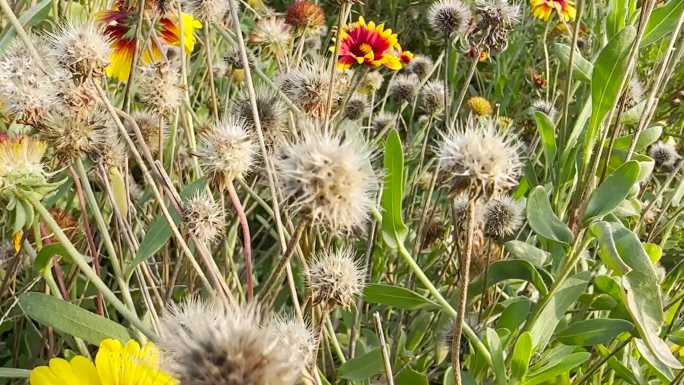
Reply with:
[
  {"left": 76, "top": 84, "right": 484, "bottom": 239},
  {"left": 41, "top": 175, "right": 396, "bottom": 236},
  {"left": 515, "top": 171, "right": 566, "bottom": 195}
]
[
  {"left": 483, "top": 194, "right": 524, "bottom": 239},
  {"left": 49, "top": 22, "right": 111, "bottom": 80},
  {"left": 275, "top": 130, "right": 378, "bottom": 232},
  {"left": 185, "top": 0, "right": 229, "bottom": 22},
  {"left": 183, "top": 192, "right": 225, "bottom": 244},
  {"left": 530, "top": 99, "right": 557, "bottom": 120},
  {"left": 407, "top": 55, "right": 434, "bottom": 80},
  {"left": 159, "top": 300, "right": 310, "bottom": 385},
  {"left": 428, "top": 0, "right": 473, "bottom": 36},
  {"left": 420, "top": 80, "right": 446, "bottom": 116},
  {"left": 198, "top": 117, "right": 257, "bottom": 185},
  {"left": 40, "top": 106, "right": 110, "bottom": 162},
  {"left": 233, "top": 86, "right": 286, "bottom": 143},
  {"left": 649, "top": 141, "right": 680, "bottom": 170},
  {"left": 389, "top": 74, "right": 419, "bottom": 105},
  {"left": 279, "top": 60, "right": 346, "bottom": 119},
  {"left": 438, "top": 118, "right": 521, "bottom": 192},
  {"left": 138, "top": 61, "right": 183, "bottom": 116},
  {"left": 308, "top": 248, "right": 365, "bottom": 309}
]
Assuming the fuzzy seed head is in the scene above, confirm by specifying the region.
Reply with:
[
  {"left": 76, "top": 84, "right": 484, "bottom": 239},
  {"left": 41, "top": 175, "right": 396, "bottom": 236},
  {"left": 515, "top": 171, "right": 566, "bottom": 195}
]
[
  {"left": 390, "top": 74, "right": 419, "bottom": 105},
  {"left": 372, "top": 112, "right": 396, "bottom": 133},
  {"left": 420, "top": 80, "right": 446, "bottom": 115},
  {"left": 483, "top": 195, "right": 523, "bottom": 239},
  {"left": 530, "top": 99, "right": 557, "bottom": 120},
  {"left": 97, "top": 131, "right": 127, "bottom": 170},
  {"left": 49, "top": 23, "right": 111, "bottom": 80},
  {"left": 407, "top": 55, "right": 434, "bottom": 80},
  {"left": 279, "top": 61, "right": 347, "bottom": 119},
  {"left": 358, "top": 71, "right": 384, "bottom": 95},
  {"left": 250, "top": 17, "right": 291, "bottom": 60},
  {"left": 138, "top": 62, "right": 183, "bottom": 116},
  {"left": 129, "top": 111, "right": 165, "bottom": 156},
  {"left": 469, "top": 0, "right": 520, "bottom": 53},
  {"left": 159, "top": 300, "right": 310, "bottom": 385},
  {"left": 308, "top": 248, "right": 365, "bottom": 309},
  {"left": 625, "top": 78, "right": 645, "bottom": 109},
  {"left": 428, "top": 0, "right": 473, "bottom": 36},
  {"left": 233, "top": 86, "right": 286, "bottom": 143},
  {"left": 270, "top": 316, "right": 316, "bottom": 364},
  {"left": 286, "top": 0, "right": 326, "bottom": 29},
  {"left": 183, "top": 192, "right": 225, "bottom": 244},
  {"left": 56, "top": 80, "right": 100, "bottom": 117},
  {"left": 198, "top": 117, "right": 257, "bottom": 185},
  {"left": 40, "top": 107, "right": 110, "bottom": 162},
  {"left": 224, "top": 47, "right": 255, "bottom": 70},
  {"left": 344, "top": 95, "right": 368, "bottom": 121},
  {"left": 276, "top": 131, "right": 377, "bottom": 232},
  {"left": 467, "top": 96, "right": 493, "bottom": 116},
  {"left": 185, "top": 0, "right": 229, "bottom": 22},
  {"left": 649, "top": 141, "right": 680, "bottom": 170},
  {"left": 438, "top": 118, "right": 521, "bottom": 191}
]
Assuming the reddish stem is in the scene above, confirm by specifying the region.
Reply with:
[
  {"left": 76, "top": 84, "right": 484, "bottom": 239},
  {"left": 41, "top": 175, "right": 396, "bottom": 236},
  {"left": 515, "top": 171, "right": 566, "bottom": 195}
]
[{"left": 226, "top": 181, "right": 253, "bottom": 300}]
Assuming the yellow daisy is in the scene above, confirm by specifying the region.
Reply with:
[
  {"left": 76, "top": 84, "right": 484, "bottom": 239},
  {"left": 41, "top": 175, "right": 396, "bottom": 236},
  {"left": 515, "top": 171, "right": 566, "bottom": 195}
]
[{"left": 530, "top": 0, "right": 577, "bottom": 22}]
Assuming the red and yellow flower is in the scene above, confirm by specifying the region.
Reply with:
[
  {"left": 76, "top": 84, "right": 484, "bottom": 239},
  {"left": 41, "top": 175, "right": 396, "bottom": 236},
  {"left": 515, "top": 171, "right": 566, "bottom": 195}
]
[
  {"left": 337, "top": 17, "right": 408, "bottom": 71},
  {"left": 98, "top": 1, "right": 202, "bottom": 82},
  {"left": 530, "top": 0, "right": 577, "bottom": 21}
]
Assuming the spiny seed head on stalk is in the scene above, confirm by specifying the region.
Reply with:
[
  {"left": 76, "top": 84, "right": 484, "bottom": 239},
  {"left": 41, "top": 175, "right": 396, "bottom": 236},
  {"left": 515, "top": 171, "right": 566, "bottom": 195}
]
[
  {"left": 183, "top": 192, "right": 225, "bottom": 244},
  {"left": 308, "top": 248, "right": 365, "bottom": 309},
  {"left": 129, "top": 111, "right": 165, "bottom": 156},
  {"left": 276, "top": 130, "right": 377, "bottom": 232},
  {"left": 483, "top": 194, "right": 524, "bottom": 239},
  {"left": 467, "top": 96, "right": 493, "bottom": 117},
  {"left": 358, "top": 71, "right": 384, "bottom": 96},
  {"left": 451, "top": 193, "right": 484, "bottom": 229},
  {"left": 0, "top": 39, "right": 63, "bottom": 127},
  {"left": 438, "top": 118, "right": 521, "bottom": 193},
  {"left": 249, "top": 17, "right": 291, "bottom": 60},
  {"left": 198, "top": 117, "right": 257, "bottom": 186},
  {"left": 97, "top": 131, "right": 127, "bottom": 170},
  {"left": 233, "top": 86, "right": 286, "bottom": 143},
  {"left": 420, "top": 80, "right": 446, "bottom": 116},
  {"left": 407, "top": 55, "right": 434, "bottom": 80},
  {"left": 40, "top": 107, "right": 110, "bottom": 163},
  {"left": 279, "top": 60, "right": 346, "bottom": 119},
  {"left": 390, "top": 74, "right": 419, "bottom": 105},
  {"left": 49, "top": 22, "right": 111, "bottom": 81},
  {"left": 57, "top": 80, "right": 100, "bottom": 117},
  {"left": 224, "top": 47, "right": 255, "bottom": 70},
  {"left": 344, "top": 94, "right": 368, "bottom": 121},
  {"left": 530, "top": 99, "right": 557, "bottom": 120},
  {"left": 286, "top": 0, "right": 325, "bottom": 30},
  {"left": 428, "top": 0, "right": 473, "bottom": 37},
  {"left": 185, "top": 0, "right": 229, "bottom": 22},
  {"left": 649, "top": 141, "right": 680, "bottom": 170},
  {"left": 160, "top": 300, "right": 310, "bottom": 385},
  {"left": 270, "top": 316, "right": 316, "bottom": 364},
  {"left": 138, "top": 61, "right": 183, "bottom": 116},
  {"left": 469, "top": 0, "right": 520, "bottom": 53},
  {"left": 372, "top": 112, "right": 396, "bottom": 134}
]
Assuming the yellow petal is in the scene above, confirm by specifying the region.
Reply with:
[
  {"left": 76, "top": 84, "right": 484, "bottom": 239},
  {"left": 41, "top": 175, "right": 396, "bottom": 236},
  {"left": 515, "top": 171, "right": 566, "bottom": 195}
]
[
  {"left": 70, "top": 356, "right": 102, "bottom": 385},
  {"left": 30, "top": 367, "right": 59, "bottom": 385}
]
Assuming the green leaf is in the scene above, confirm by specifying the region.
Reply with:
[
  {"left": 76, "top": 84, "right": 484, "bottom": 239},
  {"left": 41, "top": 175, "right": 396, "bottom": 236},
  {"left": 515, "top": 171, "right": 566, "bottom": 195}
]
[
  {"left": 607, "top": 0, "right": 630, "bottom": 39},
  {"left": 526, "top": 186, "right": 573, "bottom": 244},
  {"left": 635, "top": 338, "right": 674, "bottom": 381},
  {"left": 497, "top": 297, "right": 532, "bottom": 332},
  {"left": 613, "top": 125, "right": 662, "bottom": 152},
  {"left": 522, "top": 352, "right": 590, "bottom": 385},
  {"left": 19, "top": 292, "right": 131, "bottom": 345},
  {"left": 589, "top": 221, "right": 633, "bottom": 275},
  {"left": 337, "top": 348, "right": 384, "bottom": 380},
  {"left": 511, "top": 332, "right": 533, "bottom": 383},
  {"left": 469, "top": 260, "right": 548, "bottom": 302},
  {"left": 643, "top": 0, "right": 684, "bottom": 46},
  {"left": 34, "top": 243, "right": 69, "bottom": 274},
  {"left": 0, "top": 0, "right": 51, "bottom": 52},
  {"left": 0, "top": 368, "right": 30, "bottom": 378},
  {"left": 556, "top": 318, "right": 633, "bottom": 346},
  {"left": 396, "top": 367, "right": 429, "bottom": 385},
  {"left": 109, "top": 167, "right": 128, "bottom": 219},
  {"left": 444, "top": 367, "right": 477, "bottom": 385},
  {"left": 583, "top": 161, "right": 640, "bottom": 222},
  {"left": 534, "top": 112, "right": 557, "bottom": 170},
  {"left": 504, "top": 240, "right": 550, "bottom": 267},
  {"left": 529, "top": 272, "right": 591, "bottom": 351},
  {"left": 363, "top": 284, "right": 436, "bottom": 310},
  {"left": 381, "top": 130, "right": 407, "bottom": 249},
  {"left": 486, "top": 328, "right": 507, "bottom": 385},
  {"left": 552, "top": 43, "right": 593, "bottom": 82}
]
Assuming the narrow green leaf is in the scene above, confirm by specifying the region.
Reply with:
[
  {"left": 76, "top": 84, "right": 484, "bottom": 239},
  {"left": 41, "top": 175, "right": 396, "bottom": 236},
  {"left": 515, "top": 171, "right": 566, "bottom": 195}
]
[
  {"left": 363, "top": 283, "right": 436, "bottom": 310},
  {"left": 0, "top": 368, "right": 31, "bottom": 378},
  {"left": 504, "top": 240, "right": 550, "bottom": 267},
  {"left": 34, "top": 243, "right": 69, "bottom": 274},
  {"left": 534, "top": 112, "right": 557, "bottom": 169},
  {"left": 523, "top": 352, "right": 590, "bottom": 385},
  {"left": 19, "top": 292, "right": 131, "bottom": 345},
  {"left": 583, "top": 161, "right": 640, "bottom": 222},
  {"left": 552, "top": 43, "right": 593, "bottom": 82},
  {"left": 635, "top": 338, "right": 674, "bottom": 381},
  {"left": 643, "top": 0, "right": 684, "bottom": 46},
  {"left": 589, "top": 221, "right": 633, "bottom": 275},
  {"left": 469, "top": 260, "right": 548, "bottom": 302},
  {"left": 337, "top": 348, "right": 384, "bottom": 380},
  {"left": 511, "top": 332, "right": 533, "bottom": 383},
  {"left": 381, "top": 130, "right": 407, "bottom": 249},
  {"left": 526, "top": 186, "right": 573, "bottom": 244},
  {"left": 613, "top": 125, "right": 662, "bottom": 152},
  {"left": 0, "top": 0, "right": 51, "bottom": 51},
  {"left": 444, "top": 367, "right": 477, "bottom": 385},
  {"left": 486, "top": 328, "right": 507, "bottom": 385},
  {"left": 109, "top": 167, "right": 128, "bottom": 219},
  {"left": 556, "top": 318, "right": 633, "bottom": 346},
  {"left": 497, "top": 297, "right": 532, "bottom": 332}
]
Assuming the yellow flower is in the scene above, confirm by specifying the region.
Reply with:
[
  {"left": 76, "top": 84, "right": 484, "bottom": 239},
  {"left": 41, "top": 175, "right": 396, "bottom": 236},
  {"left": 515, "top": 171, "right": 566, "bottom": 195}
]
[
  {"left": 467, "top": 96, "right": 494, "bottom": 117},
  {"left": 530, "top": 0, "right": 577, "bottom": 22},
  {"left": 337, "top": 16, "right": 404, "bottom": 71},
  {"left": 672, "top": 344, "right": 684, "bottom": 358},
  {"left": 30, "top": 339, "right": 176, "bottom": 385}
]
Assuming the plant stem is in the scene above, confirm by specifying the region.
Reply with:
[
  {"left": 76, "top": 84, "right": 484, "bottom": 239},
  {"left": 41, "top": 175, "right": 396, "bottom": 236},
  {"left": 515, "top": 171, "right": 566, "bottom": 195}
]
[
  {"left": 226, "top": 180, "right": 253, "bottom": 300},
  {"left": 373, "top": 312, "right": 395, "bottom": 385}
]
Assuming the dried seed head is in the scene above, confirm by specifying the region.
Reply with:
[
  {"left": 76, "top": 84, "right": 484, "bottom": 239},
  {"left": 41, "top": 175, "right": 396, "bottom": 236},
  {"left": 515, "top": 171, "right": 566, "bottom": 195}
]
[
  {"left": 0, "top": 39, "right": 63, "bottom": 126},
  {"left": 233, "top": 86, "right": 286, "bottom": 143},
  {"left": 49, "top": 23, "right": 111, "bottom": 81},
  {"left": 276, "top": 130, "right": 377, "bottom": 232},
  {"left": 407, "top": 55, "right": 434, "bottom": 80},
  {"left": 159, "top": 300, "right": 310, "bottom": 385},
  {"left": 390, "top": 74, "right": 419, "bottom": 105},
  {"left": 198, "top": 117, "right": 257, "bottom": 185},
  {"left": 372, "top": 112, "right": 396, "bottom": 134},
  {"left": 270, "top": 316, "right": 316, "bottom": 364},
  {"left": 469, "top": 0, "right": 520, "bottom": 53},
  {"left": 56, "top": 80, "right": 100, "bottom": 117},
  {"left": 224, "top": 47, "right": 255, "bottom": 69},
  {"left": 625, "top": 78, "right": 645, "bottom": 109},
  {"left": 40, "top": 107, "right": 110, "bottom": 162},
  {"left": 97, "top": 131, "right": 127, "bottom": 170},
  {"left": 185, "top": 0, "right": 229, "bottom": 22},
  {"left": 530, "top": 99, "right": 557, "bottom": 120},
  {"left": 358, "top": 71, "right": 384, "bottom": 95},
  {"left": 286, "top": 0, "right": 326, "bottom": 29},
  {"left": 129, "top": 111, "right": 165, "bottom": 156},
  {"left": 344, "top": 94, "right": 368, "bottom": 121},
  {"left": 428, "top": 0, "right": 473, "bottom": 37},
  {"left": 420, "top": 80, "right": 446, "bottom": 115},
  {"left": 308, "top": 248, "right": 365, "bottom": 309},
  {"left": 279, "top": 61, "right": 345, "bottom": 118},
  {"left": 451, "top": 193, "right": 485, "bottom": 230},
  {"left": 483, "top": 195, "right": 523, "bottom": 239},
  {"left": 183, "top": 192, "right": 225, "bottom": 244},
  {"left": 438, "top": 118, "right": 521, "bottom": 192},
  {"left": 467, "top": 96, "right": 493, "bottom": 116},
  {"left": 138, "top": 61, "right": 183, "bottom": 116},
  {"left": 250, "top": 17, "right": 291, "bottom": 60},
  {"left": 649, "top": 141, "right": 680, "bottom": 170}
]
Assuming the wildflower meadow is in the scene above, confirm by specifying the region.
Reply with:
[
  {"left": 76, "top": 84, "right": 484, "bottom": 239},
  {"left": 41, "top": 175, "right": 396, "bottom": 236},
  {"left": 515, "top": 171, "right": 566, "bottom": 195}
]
[{"left": 2, "top": 0, "right": 684, "bottom": 384}]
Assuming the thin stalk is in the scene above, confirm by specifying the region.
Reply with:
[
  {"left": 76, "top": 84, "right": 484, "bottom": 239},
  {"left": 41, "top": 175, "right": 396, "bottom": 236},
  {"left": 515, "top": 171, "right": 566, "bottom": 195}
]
[
  {"left": 373, "top": 312, "right": 395, "bottom": 385},
  {"left": 203, "top": 23, "right": 220, "bottom": 122},
  {"left": 560, "top": 0, "right": 583, "bottom": 144},
  {"left": 260, "top": 221, "right": 307, "bottom": 304},
  {"left": 323, "top": 3, "right": 350, "bottom": 132},
  {"left": 226, "top": 181, "right": 253, "bottom": 300},
  {"left": 122, "top": 0, "right": 146, "bottom": 111},
  {"left": 0, "top": 0, "right": 46, "bottom": 71}
]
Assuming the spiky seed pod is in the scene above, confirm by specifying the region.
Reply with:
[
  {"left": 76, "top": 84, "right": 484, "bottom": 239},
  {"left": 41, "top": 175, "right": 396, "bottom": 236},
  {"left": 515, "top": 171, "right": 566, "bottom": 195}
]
[
  {"left": 649, "top": 141, "right": 680, "bottom": 170},
  {"left": 159, "top": 300, "right": 310, "bottom": 385},
  {"left": 624, "top": 78, "right": 645, "bottom": 109},
  {"left": 372, "top": 112, "right": 396, "bottom": 134},
  {"left": 97, "top": 132, "right": 127, "bottom": 170},
  {"left": 129, "top": 111, "right": 165, "bottom": 156},
  {"left": 467, "top": 96, "right": 493, "bottom": 116},
  {"left": 469, "top": 0, "right": 520, "bottom": 53},
  {"left": 0, "top": 39, "right": 63, "bottom": 126},
  {"left": 308, "top": 248, "right": 365, "bottom": 309},
  {"left": 198, "top": 117, "right": 257, "bottom": 186},
  {"left": 56, "top": 80, "right": 100, "bottom": 117},
  {"left": 183, "top": 192, "right": 225, "bottom": 244},
  {"left": 358, "top": 71, "right": 384, "bottom": 96},
  {"left": 40, "top": 107, "right": 110, "bottom": 163},
  {"left": 185, "top": 0, "right": 229, "bottom": 22},
  {"left": 407, "top": 55, "right": 434, "bottom": 80},
  {"left": 286, "top": 0, "right": 325, "bottom": 29},
  {"left": 249, "top": 17, "right": 291, "bottom": 60},
  {"left": 233, "top": 86, "right": 286, "bottom": 143},
  {"left": 428, "top": 0, "right": 473, "bottom": 37},
  {"left": 344, "top": 95, "right": 368, "bottom": 121},
  {"left": 276, "top": 130, "right": 377, "bottom": 232},
  {"left": 271, "top": 317, "right": 316, "bottom": 364},
  {"left": 451, "top": 193, "right": 485, "bottom": 230},
  {"left": 279, "top": 61, "right": 347, "bottom": 118},
  {"left": 390, "top": 74, "right": 419, "bottom": 105},
  {"left": 438, "top": 118, "right": 521, "bottom": 192},
  {"left": 530, "top": 99, "right": 557, "bottom": 120},
  {"left": 224, "top": 47, "right": 255, "bottom": 69},
  {"left": 49, "top": 23, "right": 110, "bottom": 81},
  {"left": 420, "top": 80, "right": 446, "bottom": 115},
  {"left": 483, "top": 195, "right": 523, "bottom": 239},
  {"left": 138, "top": 61, "right": 183, "bottom": 116}
]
